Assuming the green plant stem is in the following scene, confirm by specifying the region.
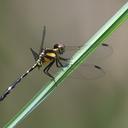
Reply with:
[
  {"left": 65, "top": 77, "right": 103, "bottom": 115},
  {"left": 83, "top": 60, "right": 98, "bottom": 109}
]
[{"left": 4, "top": 2, "right": 128, "bottom": 128}]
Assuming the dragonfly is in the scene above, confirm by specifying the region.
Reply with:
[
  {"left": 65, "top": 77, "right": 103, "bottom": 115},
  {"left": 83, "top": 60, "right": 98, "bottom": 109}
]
[{"left": 0, "top": 26, "right": 112, "bottom": 101}]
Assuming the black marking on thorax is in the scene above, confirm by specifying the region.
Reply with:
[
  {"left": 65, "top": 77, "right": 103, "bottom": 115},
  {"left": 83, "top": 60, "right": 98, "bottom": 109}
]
[{"left": 41, "top": 49, "right": 57, "bottom": 63}]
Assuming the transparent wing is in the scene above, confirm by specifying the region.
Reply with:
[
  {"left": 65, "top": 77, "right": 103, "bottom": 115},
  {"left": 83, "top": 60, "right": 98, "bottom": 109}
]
[
  {"left": 65, "top": 45, "right": 81, "bottom": 51},
  {"left": 30, "top": 48, "right": 39, "bottom": 61},
  {"left": 50, "top": 62, "right": 105, "bottom": 80},
  {"left": 39, "top": 26, "right": 46, "bottom": 54},
  {"left": 63, "top": 43, "right": 112, "bottom": 80},
  {"left": 87, "top": 43, "right": 113, "bottom": 62},
  {"left": 71, "top": 63, "right": 105, "bottom": 80},
  {"left": 64, "top": 43, "right": 113, "bottom": 61}
]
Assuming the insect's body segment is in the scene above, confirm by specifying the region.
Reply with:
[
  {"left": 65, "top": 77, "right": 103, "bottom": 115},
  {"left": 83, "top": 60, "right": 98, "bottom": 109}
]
[
  {"left": 42, "top": 49, "right": 56, "bottom": 64},
  {"left": 0, "top": 62, "right": 38, "bottom": 101}
]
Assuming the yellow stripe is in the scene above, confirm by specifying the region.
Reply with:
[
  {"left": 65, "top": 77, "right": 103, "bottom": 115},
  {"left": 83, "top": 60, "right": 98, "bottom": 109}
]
[
  {"left": 46, "top": 53, "right": 56, "bottom": 57},
  {"left": 42, "top": 53, "right": 56, "bottom": 64}
]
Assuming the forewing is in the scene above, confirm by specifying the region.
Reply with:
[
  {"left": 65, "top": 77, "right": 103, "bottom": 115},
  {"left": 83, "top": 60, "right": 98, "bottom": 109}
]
[
  {"left": 39, "top": 26, "right": 46, "bottom": 54},
  {"left": 65, "top": 45, "right": 81, "bottom": 51},
  {"left": 64, "top": 43, "right": 112, "bottom": 61},
  {"left": 87, "top": 43, "right": 113, "bottom": 62}
]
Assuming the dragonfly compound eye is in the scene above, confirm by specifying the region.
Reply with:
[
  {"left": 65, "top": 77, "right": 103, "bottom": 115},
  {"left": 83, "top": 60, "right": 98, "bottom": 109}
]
[{"left": 54, "top": 43, "right": 65, "bottom": 54}]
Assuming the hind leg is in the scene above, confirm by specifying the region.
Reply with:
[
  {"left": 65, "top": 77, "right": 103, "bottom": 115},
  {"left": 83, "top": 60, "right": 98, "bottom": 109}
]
[{"left": 43, "top": 60, "right": 55, "bottom": 79}]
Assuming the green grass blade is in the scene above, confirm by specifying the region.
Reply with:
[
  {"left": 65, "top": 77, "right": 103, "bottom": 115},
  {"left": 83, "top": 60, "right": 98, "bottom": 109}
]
[{"left": 4, "top": 2, "right": 128, "bottom": 128}]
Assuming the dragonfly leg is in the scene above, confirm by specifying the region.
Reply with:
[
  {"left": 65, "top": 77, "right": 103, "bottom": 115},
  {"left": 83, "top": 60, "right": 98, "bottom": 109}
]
[
  {"left": 56, "top": 58, "right": 66, "bottom": 68},
  {"left": 57, "top": 57, "right": 69, "bottom": 68},
  {"left": 43, "top": 60, "right": 55, "bottom": 79},
  {"left": 55, "top": 59, "right": 61, "bottom": 68},
  {"left": 55, "top": 59, "right": 65, "bottom": 68},
  {"left": 59, "top": 56, "right": 70, "bottom": 61}
]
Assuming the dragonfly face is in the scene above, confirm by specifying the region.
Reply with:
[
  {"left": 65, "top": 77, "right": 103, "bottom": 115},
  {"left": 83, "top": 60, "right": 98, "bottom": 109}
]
[{"left": 53, "top": 43, "right": 65, "bottom": 54}]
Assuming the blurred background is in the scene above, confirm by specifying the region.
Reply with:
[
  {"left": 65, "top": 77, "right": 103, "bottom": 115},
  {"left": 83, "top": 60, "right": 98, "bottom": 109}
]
[{"left": 0, "top": 0, "right": 128, "bottom": 128}]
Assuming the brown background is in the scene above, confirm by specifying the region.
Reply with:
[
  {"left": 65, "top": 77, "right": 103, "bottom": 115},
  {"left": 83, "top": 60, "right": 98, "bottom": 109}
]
[{"left": 0, "top": 0, "right": 128, "bottom": 128}]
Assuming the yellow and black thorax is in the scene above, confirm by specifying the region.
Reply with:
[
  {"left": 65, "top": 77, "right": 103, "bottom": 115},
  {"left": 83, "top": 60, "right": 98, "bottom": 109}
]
[{"left": 42, "top": 48, "right": 58, "bottom": 64}]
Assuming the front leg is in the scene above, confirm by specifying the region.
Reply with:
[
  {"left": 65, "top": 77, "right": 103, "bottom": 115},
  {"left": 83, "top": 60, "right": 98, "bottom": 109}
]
[
  {"left": 59, "top": 56, "right": 70, "bottom": 67},
  {"left": 55, "top": 59, "right": 61, "bottom": 68},
  {"left": 56, "top": 58, "right": 65, "bottom": 67},
  {"left": 55, "top": 54, "right": 66, "bottom": 68},
  {"left": 56, "top": 57, "right": 69, "bottom": 68},
  {"left": 59, "top": 56, "right": 70, "bottom": 61}
]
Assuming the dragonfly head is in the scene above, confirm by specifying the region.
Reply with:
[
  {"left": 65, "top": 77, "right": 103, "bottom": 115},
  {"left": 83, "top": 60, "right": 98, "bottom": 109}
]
[{"left": 54, "top": 43, "right": 65, "bottom": 54}]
